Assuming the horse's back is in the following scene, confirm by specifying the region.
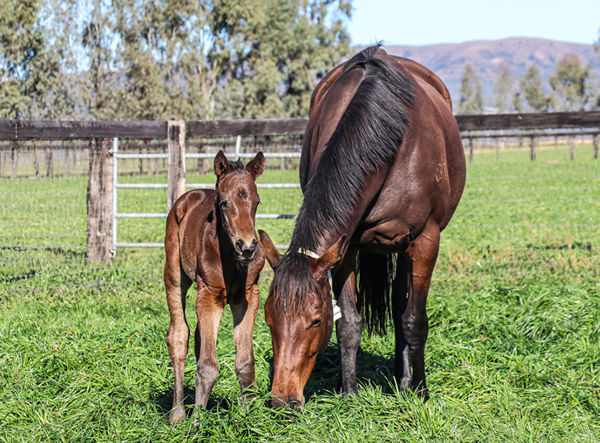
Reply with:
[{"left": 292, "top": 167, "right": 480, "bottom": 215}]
[
  {"left": 304, "top": 47, "right": 465, "bottom": 251},
  {"left": 165, "top": 189, "right": 217, "bottom": 279}
]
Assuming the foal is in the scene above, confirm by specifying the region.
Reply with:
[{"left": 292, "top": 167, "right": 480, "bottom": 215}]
[{"left": 164, "top": 150, "right": 266, "bottom": 424}]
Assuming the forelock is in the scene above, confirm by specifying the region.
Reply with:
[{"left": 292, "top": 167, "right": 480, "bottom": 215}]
[{"left": 270, "top": 253, "right": 321, "bottom": 312}]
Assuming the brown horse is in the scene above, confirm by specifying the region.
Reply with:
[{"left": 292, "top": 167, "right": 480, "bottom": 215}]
[
  {"left": 164, "top": 150, "right": 266, "bottom": 424},
  {"left": 259, "top": 45, "right": 466, "bottom": 408}
]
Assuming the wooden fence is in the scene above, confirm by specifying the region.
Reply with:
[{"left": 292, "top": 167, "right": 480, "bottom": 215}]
[{"left": 1, "top": 111, "right": 599, "bottom": 264}]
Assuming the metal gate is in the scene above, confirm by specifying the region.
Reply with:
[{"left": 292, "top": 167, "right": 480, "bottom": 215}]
[{"left": 111, "top": 136, "right": 299, "bottom": 252}]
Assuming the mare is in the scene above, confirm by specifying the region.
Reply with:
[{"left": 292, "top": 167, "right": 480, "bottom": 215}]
[
  {"left": 259, "top": 45, "right": 466, "bottom": 408},
  {"left": 164, "top": 150, "right": 266, "bottom": 423}
]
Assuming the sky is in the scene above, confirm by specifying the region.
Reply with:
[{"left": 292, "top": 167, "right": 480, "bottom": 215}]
[{"left": 347, "top": 0, "right": 600, "bottom": 46}]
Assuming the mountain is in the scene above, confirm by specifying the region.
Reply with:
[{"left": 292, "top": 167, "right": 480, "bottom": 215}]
[{"left": 381, "top": 37, "right": 600, "bottom": 111}]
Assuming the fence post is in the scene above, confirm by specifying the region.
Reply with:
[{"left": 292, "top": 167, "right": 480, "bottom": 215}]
[
  {"left": 468, "top": 137, "right": 474, "bottom": 164},
  {"left": 86, "top": 138, "right": 113, "bottom": 264},
  {"left": 570, "top": 136, "right": 575, "bottom": 161},
  {"left": 593, "top": 134, "right": 598, "bottom": 160},
  {"left": 167, "top": 120, "right": 186, "bottom": 211},
  {"left": 530, "top": 136, "right": 536, "bottom": 161},
  {"left": 10, "top": 143, "right": 17, "bottom": 178}
]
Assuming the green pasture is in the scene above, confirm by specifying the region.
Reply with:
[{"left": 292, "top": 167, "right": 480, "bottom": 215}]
[{"left": 0, "top": 144, "right": 599, "bottom": 441}]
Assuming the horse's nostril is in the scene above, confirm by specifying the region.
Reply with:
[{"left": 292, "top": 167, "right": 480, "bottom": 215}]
[{"left": 248, "top": 239, "right": 258, "bottom": 252}]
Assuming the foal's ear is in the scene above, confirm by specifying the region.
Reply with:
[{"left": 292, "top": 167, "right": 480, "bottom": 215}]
[
  {"left": 310, "top": 235, "right": 346, "bottom": 279},
  {"left": 259, "top": 230, "right": 281, "bottom": 269},
  {"left": 214, "top": 150, "right": 229, "bottom": 178},
  {"left": 246, "top": 152, "right": 265, "bottom": 179}
]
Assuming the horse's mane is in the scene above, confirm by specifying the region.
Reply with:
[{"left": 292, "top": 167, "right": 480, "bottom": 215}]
[
  {"left": 290, "top": 45, "right": 414, "bottom": 252},
  {"left": 273, "top": 45, "right": 415, "bottom": 310}
]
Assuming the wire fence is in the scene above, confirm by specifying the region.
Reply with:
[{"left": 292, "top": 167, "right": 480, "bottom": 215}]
[{"left": 1, "top": 128, "right": 599, "bottom": 284}]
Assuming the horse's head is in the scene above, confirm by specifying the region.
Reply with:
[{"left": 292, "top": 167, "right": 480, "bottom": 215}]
[
  {"left": 259, "top": 230, "right": 344, "bottom": 408},
  {"left": 214, "top": 150, "right": 265, "bottom": 265}
]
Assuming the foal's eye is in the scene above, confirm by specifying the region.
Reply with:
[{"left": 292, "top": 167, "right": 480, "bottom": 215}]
[
  {"left": 219, "top": 200, "right": 228, "bottom": 208},
  {"left": 309, "top": 318, "right": 322, "bottom": 328}
]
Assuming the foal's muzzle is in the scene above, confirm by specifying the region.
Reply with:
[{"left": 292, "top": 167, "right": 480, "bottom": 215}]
[{"left": 234, "top": 239, "right": 258, "bottom": 264}]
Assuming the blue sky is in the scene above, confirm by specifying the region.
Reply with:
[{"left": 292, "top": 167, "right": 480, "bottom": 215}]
[{"left": 347, "top": 0, "right": 600, "bottom": 46}]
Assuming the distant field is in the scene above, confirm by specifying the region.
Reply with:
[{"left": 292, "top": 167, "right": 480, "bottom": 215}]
[{"left": 1, "top": 144, "right": 598, "bottom": 440}]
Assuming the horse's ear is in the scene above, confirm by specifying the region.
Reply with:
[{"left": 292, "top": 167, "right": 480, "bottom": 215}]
[
  {"left": 259, "top": 230, "right": 281, "bottom": 269},
  {"left": 310, "top": 235, "right": 346, "bottom": 279},
  {"left": 246, "top": 152, "right": 265, "bottom": 179},
  {"left": 214, "top": 150, "right": 229, "bottom": 178}
]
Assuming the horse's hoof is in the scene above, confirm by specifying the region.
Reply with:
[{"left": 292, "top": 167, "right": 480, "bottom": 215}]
[
  {"left": 342, "top": 388, "right": 358, "bottom": 398},
  {"left": 416, "top": 387, "right": 429, "bottom": 402},
  {"left": 169, "top": 407, "right": 185, "bottom": 425}
]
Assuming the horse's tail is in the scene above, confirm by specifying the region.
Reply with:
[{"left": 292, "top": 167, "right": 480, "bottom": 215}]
[{"left": 357, "top": 252, "right": 396, "bottom": 335}]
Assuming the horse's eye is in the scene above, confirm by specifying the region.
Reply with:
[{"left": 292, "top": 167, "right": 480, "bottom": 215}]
[
  {"left": 238, "top": 191, "right": 248, "bottom": 199},
  {"left": 309, "top": 318, "right": 322, "bottom": 328},
  {"left": 219, "top": 200, "right": 228, "bottom": 208}
]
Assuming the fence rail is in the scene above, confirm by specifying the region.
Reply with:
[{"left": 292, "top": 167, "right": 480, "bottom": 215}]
[
  {"left": 1, "top": 111, "right": 599, "bottom": 264},
  {"left": 2, "top": 111, "right": 600, "bottom": 140}
]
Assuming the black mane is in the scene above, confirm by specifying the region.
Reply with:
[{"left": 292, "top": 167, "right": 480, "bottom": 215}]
[
  {"left": 273, "top": 45, "right": 415, "bottom": 310},
  {"left": 290, "top": 45, "right": 415, "bottom": 252}
]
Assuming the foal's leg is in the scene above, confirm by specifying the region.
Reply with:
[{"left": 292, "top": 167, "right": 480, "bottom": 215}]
[
  {"left": 396, "top": 217, "right": 440, "bottom": 399},
  {"left": 194, "top": 283, "right": 225, "bottom": 418},
  {"left": 333, "top": 249, "right": 362, "bottom": 396},
  {"left": 230, "top": 284, "right": 260, "bottom": 401},
  {"left": 165, "top": 262, "right": 192, "bottom": 424}
]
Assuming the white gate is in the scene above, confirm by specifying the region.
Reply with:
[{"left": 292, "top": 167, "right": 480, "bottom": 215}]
[{"left": 111, "top": 135, "right": 299, "bottom": 253}]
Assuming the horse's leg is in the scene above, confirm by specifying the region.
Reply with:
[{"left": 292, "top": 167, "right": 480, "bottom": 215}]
[
  {"left": 165, "top": 261, "right": 192, "bottom": 424},
  {"left": 230, "top": 283, "right": 260, "bottom": 403},
  {"left": 391, "top": 253, "right": 411, "bottom": 390},
  {"left": 193, "top": 284, "right": 225, "bottom": 421},
  {"left": 400, "top": 217, "right": 440, "bottom": 399},
  {"left": 334, "top": 248, "right": 361, "bottom": 396}
]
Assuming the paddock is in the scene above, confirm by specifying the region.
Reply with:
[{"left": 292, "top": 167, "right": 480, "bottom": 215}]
[{"left": 0, "top": 113, "right": 599, "bottom": 440}]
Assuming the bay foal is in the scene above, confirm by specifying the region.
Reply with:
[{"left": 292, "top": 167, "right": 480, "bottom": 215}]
[{"left": 164, "top": 150, "right": 266, "bottom": 424}]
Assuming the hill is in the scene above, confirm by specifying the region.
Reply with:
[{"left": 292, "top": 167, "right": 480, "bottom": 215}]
[{"left": 381, "top": 37, "right": 600, "bottom": 110}]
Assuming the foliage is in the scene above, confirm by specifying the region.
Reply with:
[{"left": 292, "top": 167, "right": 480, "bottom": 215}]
[
  {"left": 0, "top": 0, "right": 62, "bottom": 118},
  {"left": 0, "top": 0, "right": 351, "bottom": 120},
  {"left": 208, "top": 0, "right": 351, "bottom": 118},
  {"left": 457, "top": 64, "right": 483, "bottom": 114},
  {"left": 549, "top": 53, "right": 593, "bottom": 111},
  {"left": 519, "top": 64, "right": 554, "bottom": 112},
  {"left": 1, "top": 143, "right": 599, "bottom": 440},
  {"left": 493, "top": 65, "right": 513, "bottom": 113}
]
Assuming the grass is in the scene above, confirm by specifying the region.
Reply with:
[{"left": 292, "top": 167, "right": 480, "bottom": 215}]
[{"left": 0, "top": 143, "right": 599, "bottom": 441}]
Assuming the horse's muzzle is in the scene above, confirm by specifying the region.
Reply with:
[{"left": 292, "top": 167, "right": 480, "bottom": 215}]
[{"left": 234, "top": 239, "right": 258, "bottom": 264}]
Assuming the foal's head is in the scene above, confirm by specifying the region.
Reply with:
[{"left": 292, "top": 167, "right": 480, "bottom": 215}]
[
  {"left": 259, "top": 230, "right": 344, "bottom": 408},
  {"left": 214, "top": 150, "right": 265, "bottom": 265}
]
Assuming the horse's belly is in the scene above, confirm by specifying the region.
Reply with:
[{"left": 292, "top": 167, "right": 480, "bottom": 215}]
[{"left": 355, "top": 220, "right": 414, "bottom": 253}]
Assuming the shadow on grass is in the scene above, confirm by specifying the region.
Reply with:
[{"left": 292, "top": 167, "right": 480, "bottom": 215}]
[
  {"left": 152, "top": 344, "right": 396, "bottom": 420},
  {"left": 302, "top": 343, "right": 396, "bottom": 401},
  {"left": 151, "top": 385, "right": 233, "bottom": 418}
]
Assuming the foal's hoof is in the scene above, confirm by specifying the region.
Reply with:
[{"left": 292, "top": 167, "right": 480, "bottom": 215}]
[{"left": 169, "top": 407, "right": 185, "bottom": 425}]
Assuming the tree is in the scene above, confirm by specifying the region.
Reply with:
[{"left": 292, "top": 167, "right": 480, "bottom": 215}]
[
  {"left": 80, "top": 0, "right": 121, "bottom": 119},
  {"left": 519, "top": 65, "right": 553, "bottom": 112},
  {"left": 512, "top": 92, "right": 523, "bottom": 112},
  {"left": 493, "top": 65, "right": 513, "bottom": 113},
  {"left": 549, "top": 53, "right": 593, "bottom": 111},
  {"left": 0, "top": 0, "right": 55, "bottom": 118},
  {"left": 208, "top": 0, "right": 352, "bottom": 118},
  {"left": 457, "top": 64, "right": 483, "bottom": 114}
]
